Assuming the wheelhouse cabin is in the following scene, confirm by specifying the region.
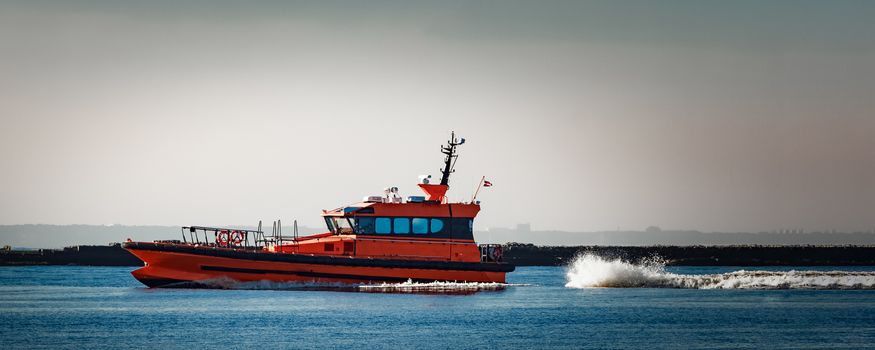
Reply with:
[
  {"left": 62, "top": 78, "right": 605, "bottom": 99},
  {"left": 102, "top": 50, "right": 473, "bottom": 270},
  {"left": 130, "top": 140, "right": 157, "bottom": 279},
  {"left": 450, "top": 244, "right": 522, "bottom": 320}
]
[{"left": 269, "top": 190, "right": 484, "bottom": 263}]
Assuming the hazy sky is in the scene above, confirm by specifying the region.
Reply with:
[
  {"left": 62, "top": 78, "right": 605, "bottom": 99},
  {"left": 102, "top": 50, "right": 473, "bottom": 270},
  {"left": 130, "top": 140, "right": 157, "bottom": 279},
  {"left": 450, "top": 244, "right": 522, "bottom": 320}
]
[{"left": 1, "top": 0, "right": 873, "bottom": 233}]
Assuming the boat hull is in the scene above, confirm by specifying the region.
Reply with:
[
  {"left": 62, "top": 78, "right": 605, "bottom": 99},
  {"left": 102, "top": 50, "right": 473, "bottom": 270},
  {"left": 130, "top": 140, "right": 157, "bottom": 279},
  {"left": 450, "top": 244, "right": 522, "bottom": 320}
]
[{"left": 124, "top": 242, "right": 513, "bottom": 288}]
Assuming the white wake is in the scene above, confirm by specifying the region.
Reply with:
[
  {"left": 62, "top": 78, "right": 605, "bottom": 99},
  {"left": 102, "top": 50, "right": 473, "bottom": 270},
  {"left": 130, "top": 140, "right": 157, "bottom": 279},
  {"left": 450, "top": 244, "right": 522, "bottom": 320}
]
[
  {"left": 358, "top": 280, "right": 513, "bottom": 293},
  {"left": 184, "top": 277, "right": 514, "bottom": 293},
  {"left": 565, "top": 253, "right": 875, "bottom": 289}
]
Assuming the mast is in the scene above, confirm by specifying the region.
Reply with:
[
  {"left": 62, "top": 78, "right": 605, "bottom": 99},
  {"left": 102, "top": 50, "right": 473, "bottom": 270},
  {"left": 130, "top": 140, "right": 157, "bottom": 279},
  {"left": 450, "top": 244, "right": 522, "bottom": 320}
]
[{"left": 439, "top": 131, "right": 465, "bottom": 186}]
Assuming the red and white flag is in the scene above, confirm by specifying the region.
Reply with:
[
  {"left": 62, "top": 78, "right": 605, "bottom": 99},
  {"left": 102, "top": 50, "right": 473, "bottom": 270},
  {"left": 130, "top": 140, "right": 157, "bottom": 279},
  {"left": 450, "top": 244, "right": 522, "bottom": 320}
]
[{"left": 472, "top": 177, "right": 492, "bottom": 202}]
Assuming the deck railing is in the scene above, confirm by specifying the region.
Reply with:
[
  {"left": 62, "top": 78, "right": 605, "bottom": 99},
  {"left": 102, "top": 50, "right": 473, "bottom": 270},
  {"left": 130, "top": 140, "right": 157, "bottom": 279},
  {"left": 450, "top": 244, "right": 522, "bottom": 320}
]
[
  {"left": 178, "top": 220, "right": 299, "bottom": 250},
  {"left": 479, "top": 244, "right": 504, "bottom": 263}
]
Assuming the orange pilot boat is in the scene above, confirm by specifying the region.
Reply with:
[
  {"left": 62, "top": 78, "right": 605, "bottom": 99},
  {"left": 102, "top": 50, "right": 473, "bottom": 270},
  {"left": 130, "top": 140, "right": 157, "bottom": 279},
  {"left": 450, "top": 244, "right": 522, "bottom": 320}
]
[{"left": 124, "top": 132, "right": 514, "bottom": 288}]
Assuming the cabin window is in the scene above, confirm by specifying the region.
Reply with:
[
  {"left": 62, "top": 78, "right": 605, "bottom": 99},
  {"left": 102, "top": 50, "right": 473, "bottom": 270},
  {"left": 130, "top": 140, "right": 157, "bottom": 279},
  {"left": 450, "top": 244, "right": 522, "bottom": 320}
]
[
  {"left": 412, "top": 218, "right": 428, "bottom": 234},
  {"left": 430, "top": 219, "right": 444, "bottom": 233},
  {"left": 393, "top": 218, "right": 410, "bottom": 234},
  {"left": 331, "top": 217, "right": 354, "bottom": 234},
  {"left": 325, "top": 217, "right": 335, "bottom": 233},
  {"left": 450, "top": 218, "right": 473, "bottom": 236},
  {"left": 363, "top": 217, "right": 456, "bottom": 236},
  {"left": 375, "top": 218, "right": 391, "bottom": 234},
  {"left": 354, "top": 217, "right": 375, "bottom": 234}
]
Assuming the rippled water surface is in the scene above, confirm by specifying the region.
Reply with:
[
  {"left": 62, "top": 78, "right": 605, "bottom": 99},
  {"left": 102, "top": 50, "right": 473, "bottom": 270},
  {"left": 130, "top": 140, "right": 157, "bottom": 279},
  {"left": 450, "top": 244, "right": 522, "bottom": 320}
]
[{"left": 2, "top": 265, "right": 875, "bottom": 349}]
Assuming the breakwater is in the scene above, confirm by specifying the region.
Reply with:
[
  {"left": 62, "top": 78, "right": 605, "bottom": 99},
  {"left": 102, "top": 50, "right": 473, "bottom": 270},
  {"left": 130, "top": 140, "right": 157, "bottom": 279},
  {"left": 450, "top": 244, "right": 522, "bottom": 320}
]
[
  {"left": 0, "top": 244, "right": 142, "bottom": 266},
  {"left": 504, "top": 243, "right": 875, "bottom": 266}
]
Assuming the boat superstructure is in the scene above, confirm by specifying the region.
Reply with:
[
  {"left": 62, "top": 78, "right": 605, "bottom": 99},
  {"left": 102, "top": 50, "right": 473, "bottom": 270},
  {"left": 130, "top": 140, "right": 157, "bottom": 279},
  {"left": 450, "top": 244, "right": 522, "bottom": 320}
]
[{"left": 124, "top": 132, "right": 513, "bottom": 288}]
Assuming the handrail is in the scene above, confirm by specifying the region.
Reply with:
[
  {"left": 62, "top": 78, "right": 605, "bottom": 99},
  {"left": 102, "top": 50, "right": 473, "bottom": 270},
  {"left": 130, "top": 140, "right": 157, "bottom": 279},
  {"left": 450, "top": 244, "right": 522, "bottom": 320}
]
[
  {"left": 182, "top": 226, "right": 263, "bottom": 234},
  {"left": 180, "top": 225, "right": 263, "bottom": 249}
]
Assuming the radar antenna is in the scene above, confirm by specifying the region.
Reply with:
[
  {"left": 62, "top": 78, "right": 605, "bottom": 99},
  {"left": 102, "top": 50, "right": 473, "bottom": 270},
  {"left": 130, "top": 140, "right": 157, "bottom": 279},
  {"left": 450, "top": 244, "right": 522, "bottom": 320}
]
[{"left": 439, "top": 131, "right": 465, "bottom": 186}]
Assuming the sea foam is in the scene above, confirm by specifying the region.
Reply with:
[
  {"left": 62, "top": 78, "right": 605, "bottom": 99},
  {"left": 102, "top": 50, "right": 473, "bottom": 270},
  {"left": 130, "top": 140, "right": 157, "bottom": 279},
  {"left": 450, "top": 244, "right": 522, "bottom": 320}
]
[
  {"left": 182, "top": 277, "right": 514, "bottom": 294},
  {"left": 357, "top": 280, "right": 510, "bottom": 293},
  {"left": 564, "top": 253, "right": 875, "bottom": 289}
]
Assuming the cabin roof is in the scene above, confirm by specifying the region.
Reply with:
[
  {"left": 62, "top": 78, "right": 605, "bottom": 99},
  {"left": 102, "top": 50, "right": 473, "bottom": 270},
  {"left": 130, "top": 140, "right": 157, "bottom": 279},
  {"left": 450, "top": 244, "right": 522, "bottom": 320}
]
[{"left": 322, "top": 202, "right": 480, "bottom": 218}]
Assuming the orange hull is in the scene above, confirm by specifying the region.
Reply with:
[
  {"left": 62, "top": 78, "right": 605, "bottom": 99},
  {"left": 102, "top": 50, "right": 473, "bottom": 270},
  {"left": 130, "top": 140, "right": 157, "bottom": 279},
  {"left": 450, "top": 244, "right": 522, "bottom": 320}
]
[{"left": 125, "top": 242, "right": 512, "bottom": 288}]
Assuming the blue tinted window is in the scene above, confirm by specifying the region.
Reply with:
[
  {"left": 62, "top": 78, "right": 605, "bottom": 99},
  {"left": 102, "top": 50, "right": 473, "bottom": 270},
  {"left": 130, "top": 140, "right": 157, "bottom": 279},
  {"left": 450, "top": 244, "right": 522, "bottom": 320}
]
[
  {"left": 375, "top": 218, "right": 391, "bottom": 234},
  {"left": 430, "top": 219, "right": 444, "bottom": 233},
  {"left": 412, "top": 218, "right": 428, "bottom": 234},
  {"left": 393, "top": 218, "right": 409, "bottom": 234}
]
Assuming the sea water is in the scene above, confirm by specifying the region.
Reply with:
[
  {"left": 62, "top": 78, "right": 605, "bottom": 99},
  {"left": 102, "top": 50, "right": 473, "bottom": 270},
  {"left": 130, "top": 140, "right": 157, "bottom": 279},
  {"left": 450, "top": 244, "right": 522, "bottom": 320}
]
[{"left": 2, "top": 258, "right": 875, "bottom": 349}]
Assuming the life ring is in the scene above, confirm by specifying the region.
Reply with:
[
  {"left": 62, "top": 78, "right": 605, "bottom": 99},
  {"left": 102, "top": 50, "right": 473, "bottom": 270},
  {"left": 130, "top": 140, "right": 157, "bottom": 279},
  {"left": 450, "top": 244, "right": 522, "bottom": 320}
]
[
  {"left": 230, "top": 230, "right": 244, "bottom": 245},
  {"left": 216, "top": 230, "right": 230, "bottom": 245}
]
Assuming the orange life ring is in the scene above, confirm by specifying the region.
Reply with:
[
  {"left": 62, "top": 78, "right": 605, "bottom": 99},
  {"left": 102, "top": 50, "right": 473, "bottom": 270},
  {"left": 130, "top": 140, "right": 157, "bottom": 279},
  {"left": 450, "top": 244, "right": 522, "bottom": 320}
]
[
  {"left": 230, "top": 230, "right": 244, "bottom": 245},
  {"left": 216, "top": 230, "right": 230, "bottom": 245}
]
